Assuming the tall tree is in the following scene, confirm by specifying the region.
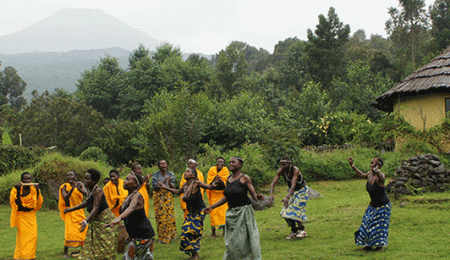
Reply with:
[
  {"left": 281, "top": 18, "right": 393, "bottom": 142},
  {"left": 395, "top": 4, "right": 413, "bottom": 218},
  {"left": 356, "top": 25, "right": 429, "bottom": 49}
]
[
  {"left": 213, "top": 41, "right": 248, "bottom": 98},
  {"left": 8, "top": 90, "right": 104, "bottom": 155},
  {"left": 386, "top": 0, "right": 429, "bottom": 68},
  {"left": 429, "top": 0, "right": 450, "bottom": 52},
  {"left": 76, "top": 55, "right": 123, "bottom": 119},
  {"left": 0, "top": 66, "right": 27, "bottom": 110},
  {"left": 305, "top": 7, "right": 350, "bottom": 91}
]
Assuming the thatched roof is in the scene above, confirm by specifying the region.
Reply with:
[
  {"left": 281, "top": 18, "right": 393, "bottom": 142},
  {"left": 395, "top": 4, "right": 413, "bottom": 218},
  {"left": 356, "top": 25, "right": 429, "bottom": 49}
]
[{"left": 372, "top": 47, "right": 450, "bottom": 112}]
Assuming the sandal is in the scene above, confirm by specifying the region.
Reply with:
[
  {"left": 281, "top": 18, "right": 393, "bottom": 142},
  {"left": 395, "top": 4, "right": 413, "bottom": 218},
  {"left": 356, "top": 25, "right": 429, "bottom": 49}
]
[
  {"left": 286, "top": 233, "right": 297, "bottom": 240},
  {"left": 296, "top": 230, "right": 307, "bottom": 238}
]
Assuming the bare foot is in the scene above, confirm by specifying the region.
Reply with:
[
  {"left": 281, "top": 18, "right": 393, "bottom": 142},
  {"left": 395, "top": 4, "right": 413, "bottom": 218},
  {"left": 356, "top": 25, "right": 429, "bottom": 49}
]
[{"left": 63, "top": 254, "right": 69, "bottom": 259}]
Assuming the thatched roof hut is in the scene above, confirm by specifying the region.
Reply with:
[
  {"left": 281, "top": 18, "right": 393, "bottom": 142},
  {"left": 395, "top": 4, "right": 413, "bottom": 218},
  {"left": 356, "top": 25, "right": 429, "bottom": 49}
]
[{"left": 373, "top": 47, "right": 450, "bottom": 113}]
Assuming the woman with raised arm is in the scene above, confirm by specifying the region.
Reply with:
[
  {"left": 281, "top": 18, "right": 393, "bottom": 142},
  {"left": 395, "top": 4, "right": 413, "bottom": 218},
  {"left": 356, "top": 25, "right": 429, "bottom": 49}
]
[
  {"left": 204, "top": 156, "right": 263, "bottom": 260},
  {"left": 64, "top": 168, "right": 118, "bottom": 259},
  {"left": 158, "top": 167, "right": 223, "bottom": 260},
  {"left": 105, "top": 172, "right": 155, "bottom": 260},
  {"left": 59, "top": 170, "right": 88, "bottom": 258},
  {"left": 348, "top": 157, "right": 391, "bottom": 251},
  {"left": 10, "top": 172, "right": 44, "bottom": 260},
  {"left": 151, "top": 159, "right": 177, "bottom": 244}
]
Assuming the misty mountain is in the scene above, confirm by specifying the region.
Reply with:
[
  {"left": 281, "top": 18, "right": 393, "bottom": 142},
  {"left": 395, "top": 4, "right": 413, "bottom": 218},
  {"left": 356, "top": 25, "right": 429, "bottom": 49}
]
[
  {"left": 0, "top": 8, "right": 161, "bottom": 54},
  {"left": 0, "top": 47, "right": 131, "bottom": 99}
]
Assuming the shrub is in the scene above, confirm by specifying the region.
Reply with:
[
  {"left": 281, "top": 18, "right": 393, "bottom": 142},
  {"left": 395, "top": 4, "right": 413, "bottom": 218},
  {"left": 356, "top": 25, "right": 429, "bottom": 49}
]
[
  {"left": 197, "top": 143, "right": 272, "bottom": 191},
  {"left": 79, "top": 146, "right": 108, "bottom": 163},
  {"left": 0, "top": 145, "right": 42, "bottom": 176},
  {"left": 32, "top": 153, "right": 111, "bottom": 209}
]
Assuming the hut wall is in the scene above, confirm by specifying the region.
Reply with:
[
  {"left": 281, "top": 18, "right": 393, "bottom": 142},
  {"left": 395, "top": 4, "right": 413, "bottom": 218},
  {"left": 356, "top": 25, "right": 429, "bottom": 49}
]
[
  {"left": 393, "top": 92, "right": 450, "bottom": 153},
  {"left": 394, "top": 92, "right": 450, "bottom": 130}
]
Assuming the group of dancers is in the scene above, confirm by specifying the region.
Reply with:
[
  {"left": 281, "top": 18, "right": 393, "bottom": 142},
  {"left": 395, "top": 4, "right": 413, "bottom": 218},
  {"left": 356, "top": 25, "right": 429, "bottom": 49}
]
[{"left": 9, "top": 155, "right": 391, "bottom": 259}]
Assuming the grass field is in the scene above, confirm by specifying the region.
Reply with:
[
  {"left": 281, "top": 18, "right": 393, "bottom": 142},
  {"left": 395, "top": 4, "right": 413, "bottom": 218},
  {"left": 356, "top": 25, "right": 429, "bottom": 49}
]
[{"left": 1, "top": 179, "right": 449, "bottom": 260}]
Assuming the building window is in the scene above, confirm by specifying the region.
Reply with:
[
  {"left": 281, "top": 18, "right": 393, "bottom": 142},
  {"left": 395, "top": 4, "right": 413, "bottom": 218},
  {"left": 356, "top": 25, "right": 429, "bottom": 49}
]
[{"left": 446, "top": 98, "right": 450, "bottom": 118}]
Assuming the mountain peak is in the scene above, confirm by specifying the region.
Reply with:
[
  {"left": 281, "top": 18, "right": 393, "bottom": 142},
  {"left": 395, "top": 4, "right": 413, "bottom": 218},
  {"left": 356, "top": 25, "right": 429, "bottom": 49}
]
[{"left": 0, "top": 8, "right": 161, "bottom": 54}]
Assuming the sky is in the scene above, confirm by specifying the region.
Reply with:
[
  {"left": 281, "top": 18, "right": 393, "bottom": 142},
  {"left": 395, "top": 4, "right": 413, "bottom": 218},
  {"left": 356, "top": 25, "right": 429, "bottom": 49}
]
[{"left": 0, "top": 0, "right": 436, "bottom": 54}]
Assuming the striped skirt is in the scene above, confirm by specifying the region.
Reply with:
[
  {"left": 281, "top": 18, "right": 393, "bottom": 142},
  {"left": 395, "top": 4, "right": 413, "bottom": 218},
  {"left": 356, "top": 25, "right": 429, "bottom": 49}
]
[
  {"left": 355, "top": 202, "right": 391, "bottom": 247},
  {"left": 180, "top": 210, "right": 206, "bottom": 254},
  {"left": 280, "top": 186, "right": 308, "bottom": 222}
]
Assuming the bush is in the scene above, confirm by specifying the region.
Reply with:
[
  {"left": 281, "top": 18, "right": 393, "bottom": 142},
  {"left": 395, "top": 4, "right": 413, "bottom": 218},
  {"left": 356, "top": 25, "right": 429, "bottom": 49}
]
[
  {"left": 0, "top": 145, "right": 43, "bottom": 176},
  {"left": 197, "top": 143, "right": 273, "bottom": 191},
  {"left": 32, "top": 153, "right": 111, "bottom": 209},
  {"left": 79, "top": 146, "right": 108, "bottom": 163}
]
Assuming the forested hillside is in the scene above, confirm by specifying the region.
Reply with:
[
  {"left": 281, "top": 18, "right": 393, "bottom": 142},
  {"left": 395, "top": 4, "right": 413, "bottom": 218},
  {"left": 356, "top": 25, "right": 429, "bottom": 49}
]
[{"left": 1, "top": 2, "right": 450, "bottom": 172}]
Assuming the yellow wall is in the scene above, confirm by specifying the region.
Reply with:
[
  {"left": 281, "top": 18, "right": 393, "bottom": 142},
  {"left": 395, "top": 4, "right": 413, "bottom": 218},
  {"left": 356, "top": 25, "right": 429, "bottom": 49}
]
[
  {"left": 394, "top": 92, "right": 450, "bottom": 131},
  {"left": 393, "top": 92, "right": 450, "bottom": 153}
]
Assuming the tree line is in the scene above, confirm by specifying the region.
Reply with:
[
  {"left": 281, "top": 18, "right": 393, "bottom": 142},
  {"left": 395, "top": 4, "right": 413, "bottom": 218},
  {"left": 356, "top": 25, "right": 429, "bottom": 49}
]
[{"left": 1, "top": 1, "right": 450, "bottom": 168}]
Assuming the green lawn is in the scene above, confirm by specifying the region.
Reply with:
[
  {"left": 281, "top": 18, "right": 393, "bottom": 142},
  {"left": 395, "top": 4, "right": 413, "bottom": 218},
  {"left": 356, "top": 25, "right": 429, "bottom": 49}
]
[{"left": 1, "top": 179, "right": 449, "bottom": 259}]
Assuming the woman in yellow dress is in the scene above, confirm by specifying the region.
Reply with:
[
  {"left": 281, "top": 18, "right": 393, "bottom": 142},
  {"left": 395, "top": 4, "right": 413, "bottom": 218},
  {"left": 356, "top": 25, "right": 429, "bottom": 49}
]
[
  {"left": 103, "top": 169, "right": 128, "bottom": 217},
  {"left": 59, "top": 170, "right": 88, "bottom": 258},
  {"left": 10, "top": 172, "right": 44, "bottom": 260},
  {"left": 206, "top": 157, "right": 229, "bottom": 238}
]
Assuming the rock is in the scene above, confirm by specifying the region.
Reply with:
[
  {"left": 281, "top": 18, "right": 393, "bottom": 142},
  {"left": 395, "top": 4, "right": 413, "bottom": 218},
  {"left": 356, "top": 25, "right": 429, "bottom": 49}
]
[{"left": 307, "top": 187, "right": 322, "bottom": 199}]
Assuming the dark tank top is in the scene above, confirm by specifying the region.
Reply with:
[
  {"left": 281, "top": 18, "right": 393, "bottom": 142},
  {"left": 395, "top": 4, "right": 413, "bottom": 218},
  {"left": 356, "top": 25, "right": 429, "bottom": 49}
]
[
  {"left": 366, "top": 181, "right": 390, "bottom": 207},
  {"left": 282, "top": 167, "right": 306, "bottom": 191},
  {"left": 86, "top": 188, "right": 109, "bottom": 215},
  {"left": 223, "top": 175, "right": 251, "bottom": 208},
  {"left": 120, "top": 200, "right": 154, "bottom": 239},
  {"left": 182, "top": 188, "right": 205, "bottom": 214}
]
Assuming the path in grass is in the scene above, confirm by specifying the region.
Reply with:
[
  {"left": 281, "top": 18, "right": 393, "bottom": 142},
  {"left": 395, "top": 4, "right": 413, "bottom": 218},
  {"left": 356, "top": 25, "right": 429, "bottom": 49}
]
[{"left": 0, "top": 179, "right": 449, "bottom": 259}]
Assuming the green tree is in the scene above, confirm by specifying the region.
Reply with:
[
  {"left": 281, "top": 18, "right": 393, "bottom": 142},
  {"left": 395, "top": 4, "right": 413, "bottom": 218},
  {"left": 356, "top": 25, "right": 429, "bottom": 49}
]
[
  {"left": 305, "top": 7, "right": 350, "bottom": 90},
  {"left": 0, "top": 66, "right": 27, "bottom": 110},
  {"left": 8, "top": 90, "right": 104, "bottom": 155},
  {"left": 213, "top": 41, "right": 249, "bottom": 98},
  {"left": 331, "top": 61, "right": 393, "bottom": 121},
  {"left": 386, "top": 0, "right": 429, "bottom": 68},
  {"left": 129, "top": 44, "right": 151, "bottom": 70},
  {"left": 76, "top": 55, "right": 123, "bottom": 119},
  {"left": 140, "top": 88, "right": 212, "bottom": 166},
  {"left": 429, "top": 0, "right": 450, "bottom": 52},
  {"left": 92, "top": 120, "right": 141, "bottom": 166}
]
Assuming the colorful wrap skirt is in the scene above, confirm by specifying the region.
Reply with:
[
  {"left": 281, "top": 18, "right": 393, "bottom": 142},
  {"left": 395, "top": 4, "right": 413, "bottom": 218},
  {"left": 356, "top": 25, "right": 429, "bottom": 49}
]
[
  {"left": 78, "top": 209, "right": 118, "bottom": 260},
  {"left": 280, "top": 186, "right": 308, "bottom": 222},
  {"left": 224, "top": 204, "right": 262, "bottom": 260},
  {"left": 180, "top": 210, "right": 206, "bottom": 254},
  {"left": 355, "top": 202, "right": 391, "bottom": 247},
  {"left": 153, "top": 189, "right": 177, "bottom": 244},
  {"left": 122, "top": 238, "right": 154, "bottom": 260}
]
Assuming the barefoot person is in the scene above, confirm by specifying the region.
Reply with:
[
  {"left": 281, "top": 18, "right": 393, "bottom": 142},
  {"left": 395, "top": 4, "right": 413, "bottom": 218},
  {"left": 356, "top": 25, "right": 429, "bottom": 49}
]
[
  {"left": 105, "top": 172, "right": 155, "bottom": 260},
  {"left": 269, "top": 156, "right": 308, "bottom": 239},
  {"left": 59, "top": 171, "right": 88, "bottom": 258},
  {"left": 64, "top": 168, "right": 118, "bottom": 259},
  {"left": 10, "top": 172, "right": 44, "bottom": 260},
  {"left": 204, "top": 156, "right": 263, "bottom": 260},
  {"left": 348, "top": 157, "right": 391, "bottom": 251},
  {"left": 206, "top": 156, "right": 229, "bottom": 238},
  {"left": 151, "top": 160, "right": 177, "bottom": 244},
  {"left": 158, "top": 168, "right": 223, "bottom": 260}
]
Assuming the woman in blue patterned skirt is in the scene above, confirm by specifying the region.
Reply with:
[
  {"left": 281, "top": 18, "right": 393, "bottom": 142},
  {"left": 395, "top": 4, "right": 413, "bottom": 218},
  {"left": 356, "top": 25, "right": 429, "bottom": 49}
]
[
  {"left": 158, "top": 167, "right": 223, "bottom": 260},
  {"left": 348, "top": 157, "right": 391, "bottom": 251}
]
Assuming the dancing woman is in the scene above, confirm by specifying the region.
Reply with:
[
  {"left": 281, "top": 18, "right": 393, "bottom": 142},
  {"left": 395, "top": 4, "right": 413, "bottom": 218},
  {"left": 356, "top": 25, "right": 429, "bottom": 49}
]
[
  {"left": 348, "top": 157, "right": 391, "bottom": 251},
  {"left": 204, "top": 156, "right": 263, "bottom": 260},
  {"left": 158, "top": 167, "right": 223, "bottom": 260},
  {"left": 269, "top": 156, "right": 308, "bottom": 239},
  {"left": 64, "top": 168, "right": 118, "bottom": 259},
  {"left": 106, "top": 172, "right": 155, "bottom": 260}
]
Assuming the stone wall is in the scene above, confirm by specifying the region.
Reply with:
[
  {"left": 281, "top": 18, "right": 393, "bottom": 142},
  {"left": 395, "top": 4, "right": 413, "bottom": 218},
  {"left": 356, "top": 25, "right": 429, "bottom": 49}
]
[{"left": 386, "top": 154, "right": 450, "bottom": 195}]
